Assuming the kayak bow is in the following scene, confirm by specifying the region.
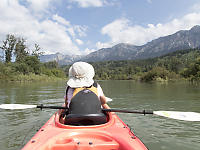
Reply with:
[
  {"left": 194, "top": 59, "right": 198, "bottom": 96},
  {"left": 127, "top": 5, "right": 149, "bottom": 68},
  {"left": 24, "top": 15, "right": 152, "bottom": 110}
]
[{"left": 22, "top": 110, "right": 148, "bottom": 150}]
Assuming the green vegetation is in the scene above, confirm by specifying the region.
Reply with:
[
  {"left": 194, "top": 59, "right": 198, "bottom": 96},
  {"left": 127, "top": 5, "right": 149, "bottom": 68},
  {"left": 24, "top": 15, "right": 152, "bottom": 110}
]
[
  {"left": 87, "top": 48, "right": 200, "bottom": 82},
  {"left": 0, "top": 34, "right": 65, "bottom": 82},
  {"left": 1, "top": 34, "right": 200, "bottom": 82}
]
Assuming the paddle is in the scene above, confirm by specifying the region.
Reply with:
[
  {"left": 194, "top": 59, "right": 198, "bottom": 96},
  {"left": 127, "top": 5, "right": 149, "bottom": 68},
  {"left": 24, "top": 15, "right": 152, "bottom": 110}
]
[
  {"left": 102, "top": 109, "right": 200, "bottom": 122},
  {"left": 0, "top": 96, "right": 112, "bottom": 110},
  {"left": 0, "top": 104, "right": 200, "bottom": 121},
  {"left": 0, "top": 104, "right": 67, "bottom": 110}
]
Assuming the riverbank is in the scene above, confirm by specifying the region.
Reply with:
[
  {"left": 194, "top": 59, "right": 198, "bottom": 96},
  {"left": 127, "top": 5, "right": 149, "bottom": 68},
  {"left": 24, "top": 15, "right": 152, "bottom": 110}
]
[
  {"left": 0, "top": 73, "right": 67, "bottom": 82},
  {"left": 0, "top": 72, "right": 193, "bottom": 83}
]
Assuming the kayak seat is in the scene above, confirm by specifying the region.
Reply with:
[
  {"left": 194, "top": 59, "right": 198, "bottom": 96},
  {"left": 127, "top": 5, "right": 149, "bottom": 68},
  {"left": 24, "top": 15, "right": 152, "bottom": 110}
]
[{"left": 65, "top": 113, "right": 107, "bottom": 126}]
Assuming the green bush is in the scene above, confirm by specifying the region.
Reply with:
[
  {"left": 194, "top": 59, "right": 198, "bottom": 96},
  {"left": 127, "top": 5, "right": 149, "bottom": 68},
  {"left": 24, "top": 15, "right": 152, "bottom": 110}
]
[
  {"left": 51, "top": 68, "right": 65, "bottom": 78},
  {"left": 14, "top": 63, "right": 31, "bottom": 74},
  {"left": 140, "top": 67, "right": 170, "bottom": 82},
  {"left": 181, "top": 57, "right": 200, "bottom": 80}
]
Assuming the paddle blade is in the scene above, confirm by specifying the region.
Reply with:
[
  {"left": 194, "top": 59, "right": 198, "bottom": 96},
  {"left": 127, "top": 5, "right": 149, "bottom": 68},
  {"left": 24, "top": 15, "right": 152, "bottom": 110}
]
[
  {"left": 0, "top": 104, "right": 37, "bottom": 110},
  {"left": 154, "top": 111, "right": 200, "bottom": 121}
]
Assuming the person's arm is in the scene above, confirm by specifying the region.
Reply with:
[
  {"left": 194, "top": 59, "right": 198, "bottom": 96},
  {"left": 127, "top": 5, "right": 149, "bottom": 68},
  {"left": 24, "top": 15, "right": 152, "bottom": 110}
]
[
  {"left": 64, "top": 86, "right": 68, "bottom": 107},
  {"left": 65, "top": 86, "right": 73, "bottom": 108},
  {"left": 100, "top": 95, "right": 110, "bottom": 109},
  {"left": 64, "top": 96, "right": 68, "bottom": 107},
  {"left": 97, "top": 83, "right": 111, "bottom": 109}
]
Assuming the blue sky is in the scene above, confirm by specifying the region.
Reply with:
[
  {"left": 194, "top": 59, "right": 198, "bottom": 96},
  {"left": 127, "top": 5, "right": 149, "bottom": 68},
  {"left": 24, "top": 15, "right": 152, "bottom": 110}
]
[{"left": 1, "top": 0, "right": 200, "bottom": 56}]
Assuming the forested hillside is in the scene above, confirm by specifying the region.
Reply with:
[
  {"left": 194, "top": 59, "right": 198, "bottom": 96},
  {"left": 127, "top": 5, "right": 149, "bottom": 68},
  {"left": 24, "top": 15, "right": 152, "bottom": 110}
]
[{"left": 85, "top": 49, "right": 200, "bottom": 81}]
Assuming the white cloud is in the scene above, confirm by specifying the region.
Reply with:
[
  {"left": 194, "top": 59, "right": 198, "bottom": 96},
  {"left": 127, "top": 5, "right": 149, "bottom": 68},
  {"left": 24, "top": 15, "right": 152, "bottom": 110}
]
[
  {"left": 0, "top": 0, "right": 86, "bottom": 55},
  {"left": 36, "top": 20, "right": 80, "bottom": 55},
  {"left": 52, "top": 14, "right": 71, "bottom": 26},
  {"left": 96, "top": 41, "right": 113, "bottom": 49},
  {"left": 69, "top": 0, "right": 106, "bottom": 8},
  {"left": 52, "top": 14, "right": 87, "bottom": 39},
  {"left": 74, "top": 25, "right": 88, "bottom": 37},
  {"left": 67, "top": 28, "right": 76, "bottom": 38},
  {"left": 97, "top": 13, "right": 200, "bottom": 49},
  {"left": 26, "top": 0, "right": 54, "bottom": 12},
  {"left": 83, "top": 48, "right": 96, "bottom": 55},
  {"left": 76, "top": 39, "right": 83, "bottom": 45}
]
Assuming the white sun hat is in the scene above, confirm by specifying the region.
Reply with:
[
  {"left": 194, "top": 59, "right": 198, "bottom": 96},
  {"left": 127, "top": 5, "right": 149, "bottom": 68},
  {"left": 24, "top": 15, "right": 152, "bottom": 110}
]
[{"left": 67, "top": 62, "right": 95, "bottom": 88}]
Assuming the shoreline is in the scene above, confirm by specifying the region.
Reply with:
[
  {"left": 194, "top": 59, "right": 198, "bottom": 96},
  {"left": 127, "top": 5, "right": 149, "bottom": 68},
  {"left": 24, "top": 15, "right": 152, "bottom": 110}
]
[{"left": 0, "top": 74, "right": 67, "bottom": 82}]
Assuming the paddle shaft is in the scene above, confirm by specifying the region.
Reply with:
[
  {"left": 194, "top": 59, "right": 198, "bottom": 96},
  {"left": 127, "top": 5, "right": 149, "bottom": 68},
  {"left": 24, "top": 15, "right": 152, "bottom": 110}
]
[
  {"left": 36, "top": 106, "right": 153, "bottom": 115},
  {"left": 36, "top": 105, "right": 68, "bottom": 110},
  {"left": 102, "top": 109, "right": 153, "bottom": 115}
]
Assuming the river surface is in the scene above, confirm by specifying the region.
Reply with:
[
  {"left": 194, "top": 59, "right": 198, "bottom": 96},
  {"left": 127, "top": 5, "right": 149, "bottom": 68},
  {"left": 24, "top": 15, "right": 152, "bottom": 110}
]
[{"left": 0, "top": 80, "right": 200, "bottom": 150}]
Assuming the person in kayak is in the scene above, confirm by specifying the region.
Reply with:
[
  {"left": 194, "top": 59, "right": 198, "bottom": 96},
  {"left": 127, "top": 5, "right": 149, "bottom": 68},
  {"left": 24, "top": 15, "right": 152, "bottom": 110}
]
[
  {"left": 63, "top": 61, "right": 110, "bottom": 125},
  {"left": 65, "top": 61, "right": 110, "bottom": 109}
]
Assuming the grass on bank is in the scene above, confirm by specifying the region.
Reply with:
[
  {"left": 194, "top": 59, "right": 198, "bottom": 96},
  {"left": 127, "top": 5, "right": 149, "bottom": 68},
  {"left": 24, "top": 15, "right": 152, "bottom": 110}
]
[{"left": 0, "top": 73, "right": 66, "bottom": 82}]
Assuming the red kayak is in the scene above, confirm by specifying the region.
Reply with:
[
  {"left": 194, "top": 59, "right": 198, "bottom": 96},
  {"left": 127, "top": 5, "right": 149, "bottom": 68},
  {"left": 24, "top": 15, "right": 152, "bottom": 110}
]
[{"left": 22, "top": 110, "right": 148, "bottom": 150}]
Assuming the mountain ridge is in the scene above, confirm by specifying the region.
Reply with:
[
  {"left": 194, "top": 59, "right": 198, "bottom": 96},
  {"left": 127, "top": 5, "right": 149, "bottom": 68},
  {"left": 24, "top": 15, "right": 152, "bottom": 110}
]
[{"left": 40, "top": 25, "right": 200, "bottom": 65}]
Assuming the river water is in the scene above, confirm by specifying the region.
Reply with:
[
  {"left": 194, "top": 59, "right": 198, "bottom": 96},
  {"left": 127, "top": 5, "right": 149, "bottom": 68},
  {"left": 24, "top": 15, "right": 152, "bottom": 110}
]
[{"left": 0, "top": 80, "right": 200, "bottom": 150}]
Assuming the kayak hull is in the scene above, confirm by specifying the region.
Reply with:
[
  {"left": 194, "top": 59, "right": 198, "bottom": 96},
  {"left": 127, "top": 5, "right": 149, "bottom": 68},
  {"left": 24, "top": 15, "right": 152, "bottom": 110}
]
[{"left": 22, "top": 110, "right": 148, "bottom": 150}]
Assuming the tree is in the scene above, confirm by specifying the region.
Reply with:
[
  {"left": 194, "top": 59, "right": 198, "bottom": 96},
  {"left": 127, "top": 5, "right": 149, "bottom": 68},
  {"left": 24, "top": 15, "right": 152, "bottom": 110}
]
[
  {"left": 32, "top": 44, "right": 44, "bottom": 58},
  {"left": 24, "top": 56, "right": 41, "bottom": 74},
  {"left": 140, "top": 67, "right": 170, "bottom": 82},
  {"left": 181, "top": 57, "right": 200, "bottom": 80},
  {"left": 44, "top": 61, "right": 59, "bottom": 69},
  {"left": 0, "top": 52, "right": 3, "bottom": 62},
  {"left": 14, "top": 37, "right": 28, "bottom": 62},
  {"left": 0, "top": 34, "right": 17, "bottom": 63}
]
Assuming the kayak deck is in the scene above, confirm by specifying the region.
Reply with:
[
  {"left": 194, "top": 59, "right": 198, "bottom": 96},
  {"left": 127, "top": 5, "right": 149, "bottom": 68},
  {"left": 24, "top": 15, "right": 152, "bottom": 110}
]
[{"left": 22, "top": 111, "right": 148, "bottom": 150}]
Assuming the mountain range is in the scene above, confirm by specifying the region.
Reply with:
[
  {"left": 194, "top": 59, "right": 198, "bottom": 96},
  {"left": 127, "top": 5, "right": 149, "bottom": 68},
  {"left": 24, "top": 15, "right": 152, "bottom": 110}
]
[{"left": 40, "top": 25, "right": 200, "bottom": 65}]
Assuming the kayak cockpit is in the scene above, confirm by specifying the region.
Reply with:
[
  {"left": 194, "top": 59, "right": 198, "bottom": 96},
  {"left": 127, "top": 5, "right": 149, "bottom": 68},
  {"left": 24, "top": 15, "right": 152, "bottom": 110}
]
[
  {"left": 58, "top": 109, "right": 110, "bottom": 127},
  {"left": 64, "top": 113, "right": 108, "bottom": 125}
]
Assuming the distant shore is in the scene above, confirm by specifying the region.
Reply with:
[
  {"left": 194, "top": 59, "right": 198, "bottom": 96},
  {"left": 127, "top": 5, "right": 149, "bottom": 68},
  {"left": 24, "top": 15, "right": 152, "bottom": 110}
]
[{"left": 0, "top": 73, "right": 67, "bottom": 82}]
